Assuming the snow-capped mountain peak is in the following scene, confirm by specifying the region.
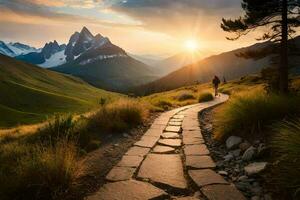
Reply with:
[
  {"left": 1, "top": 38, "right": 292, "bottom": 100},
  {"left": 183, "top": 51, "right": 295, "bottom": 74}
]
[{"left": 0, "top": 41, "right": 38, "bottom": 56}]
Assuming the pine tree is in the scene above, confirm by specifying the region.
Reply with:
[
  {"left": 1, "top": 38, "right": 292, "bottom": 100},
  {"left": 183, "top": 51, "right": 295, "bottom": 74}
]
[{"left": 221, "top": 0, "right": 300, "bottom": 93}]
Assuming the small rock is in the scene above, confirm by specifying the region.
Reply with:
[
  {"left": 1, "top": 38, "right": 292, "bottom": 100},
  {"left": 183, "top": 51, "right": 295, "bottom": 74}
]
[
  {"left": 244, "top": 162, "right": 268, "bottom": 176},
  {"left": 264, "top": 194, "right": 273, "bottom": 200},
  {"left": 237, "top": 175, "right": 249, "bottom": 182},
  {"left": 235, "top": 182, "right": 251, "bottom": 191},
  {"left": 216, "top": 161, "right": 224, "bottom": 167},
  {"left": 257, "top": 143, "right": 270, "bottom": 158},
  {"left": 218, "top": 171, "right": 228, "bottom": 176},
  {"left": 223, "top": 154, "right": 234, "bottom": 162},
  {"left": 123, "top": 133, "right": 130, "bottom": 138},
  {"left": 114, "top": 143, "right": 119, "bottom": 147},
  {"left": 239, "top": 141, "right": 251, "bottom": 152},
  {"left": 230, "top": 149, "right": 241, "bottom": 157},
  {"left": 251, "top": 196, "right": 260, "bottom": 200},
  {"left": 242, "top": 146, "right": 256, "bottom": 161},
  {"left": 226, "top": 136, "right": 242, "bottom": 150},
  {"left": 251, "top": 186, "right": 262, "bottom": 195}
]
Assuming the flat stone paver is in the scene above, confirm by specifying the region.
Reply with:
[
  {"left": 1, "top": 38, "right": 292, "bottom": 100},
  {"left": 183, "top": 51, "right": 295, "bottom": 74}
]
[
  {"left": 170, "top": 118, "right": 184, "bottom": 122},
  {"left": 188, "top": 169, "right": 228, "bottom": 187},
  {"left": 162, "top": 132, "right": 180, "bottom": 139},
  {"left": 134, "top": 136, "right": 158, "bottom": 148},
  {"left": 117, "top": 155, "right": 144, "bottom": 168},
  {"left": 173, "top": 115, "right": 185, "bottom": 119},
  {"left": 125, "top": 146, "right": 150, "bottom": 157},
  {"left": 183, "top": 137, "right": 204, "bottom": 145},
  {"left": 87, "top": 180, "right": 168, "bottom": 200},
  {"left": 186, "top": 155, "right": 216, "bottom": 169},
  {"left": 201, "top": 184, "right": 246, "bottom": 200},
  {"left": 143, "top": 129, "right": 163, "bottom": 137},
  {"left": 106, "top": 167, "right": 136, "bottom": 181},
  {"left": 168, "top": 121, "right": 182, "bottom": 126},
  {"left": 138, "top": 154, "right": 187, "bottom": 189},
  {"left": 158, "top": 139, "right": 182, "bottom": 147},
  {"left": 165, "top": 126, "right": 182, "bottom": 133},
  {"left": 182, "top": 131, "right": 203, "bottom": 139},
  {"left": 184, "top": 144, "right": 210, "bottom": 156},
  {"left": 152, "top": 145, "right": 175, "bottom": 153}
]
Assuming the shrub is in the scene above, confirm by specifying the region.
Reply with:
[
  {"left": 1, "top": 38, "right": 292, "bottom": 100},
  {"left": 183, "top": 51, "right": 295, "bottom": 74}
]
[
  {"left": 89, "top": 99, "right": 148, "bottom": 132},
  {"left": 214, "top": 92, "right": 300, "bottom": 140},
  {"left": 198, "top": 92, "right": 214, "bottom": 102},
  {"left": 0, "top": 140, "right": 80, "bottom": 200},
  {"left": 27, "top": 115, "right": 77, "bottom": 145},
  {"left": 175, "top": 92, "right": 195, "bottom": 101},
  {"left": 269, "top": 119, "right": 300, "bottom": 199},
  {"left": 151, "top": 99, "right": 173, "bottom": 111}
]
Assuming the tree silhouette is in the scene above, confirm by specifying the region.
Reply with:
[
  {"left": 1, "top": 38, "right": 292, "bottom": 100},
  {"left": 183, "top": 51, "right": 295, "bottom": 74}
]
[{"left": 221, "top": 0, "right": 300, "bottom": 93}]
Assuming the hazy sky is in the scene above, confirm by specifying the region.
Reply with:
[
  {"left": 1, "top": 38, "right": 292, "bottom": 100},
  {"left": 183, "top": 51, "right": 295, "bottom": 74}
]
[{"left": 0, "top": 0, "right": 262, "bottom": 57}]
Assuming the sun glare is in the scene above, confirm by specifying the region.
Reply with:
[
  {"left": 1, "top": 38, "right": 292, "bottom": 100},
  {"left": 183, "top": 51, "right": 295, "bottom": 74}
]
[{"left": 185, "top": 39, "right": 199, "bottom": 52}]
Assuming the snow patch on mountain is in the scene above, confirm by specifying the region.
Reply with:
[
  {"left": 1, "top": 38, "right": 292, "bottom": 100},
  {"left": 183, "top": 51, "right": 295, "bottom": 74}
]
[
  {"left": 79, "top": 53, "right": 128, "bottom": 65},
  {"left": 40, "top": 50, "right": 66, "bottom": 68}
]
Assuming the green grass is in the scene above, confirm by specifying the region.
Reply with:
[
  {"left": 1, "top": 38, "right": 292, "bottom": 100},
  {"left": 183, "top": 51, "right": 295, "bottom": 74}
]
[
  {"left": 0, "top": 54, "right": 120, "bottom": 128},
  {"left": 269, "top": 119, "right": 300, "bottom": 198},
  {"left": 88, "top": 99, "right": 149, "bottom": 133},
  {"left": 0, "top": 140, "right": 80, "bottom": 200},
  {"left": 198, "top": 92, "right": 214, "bottom": 102},
  {"left": 214, "top": 90, "right": 300, "bottom": 140}
]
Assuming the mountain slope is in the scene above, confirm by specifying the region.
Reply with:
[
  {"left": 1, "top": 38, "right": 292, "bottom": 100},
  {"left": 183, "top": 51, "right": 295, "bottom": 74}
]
[
  {"left": 137, "top": 42, "right": 273, "bottom": 94},
  {"left": 51, "top": 27, "right": 158, "bottom": 92},
  {"left": 0, "top": 54, "right": 120, "bottom": 128}
]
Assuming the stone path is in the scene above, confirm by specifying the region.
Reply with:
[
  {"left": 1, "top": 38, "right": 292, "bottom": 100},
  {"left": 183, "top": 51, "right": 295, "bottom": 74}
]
[{"left": 86, "top": 94, "right": 246, "bottom": 200}]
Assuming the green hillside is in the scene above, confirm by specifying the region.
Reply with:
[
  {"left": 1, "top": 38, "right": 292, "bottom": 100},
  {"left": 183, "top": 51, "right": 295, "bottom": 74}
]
[{"left": 0, "top": 54, "right": 120, "bottom": 128}]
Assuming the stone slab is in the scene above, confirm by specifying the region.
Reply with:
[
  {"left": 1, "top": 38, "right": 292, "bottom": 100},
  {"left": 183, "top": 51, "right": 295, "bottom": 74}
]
[
  {"left": 134, "top": 136, "right": 158, "bottom": 148},
  {"left": 162, "top": 132, "right": 180, "bottom": 139},
  {"left": 87, "top": 180, "right": 168, "bottom": 200},
  {"left": 183, "top": 137, "right": 204, "bottom": 145},
  {"left": 185, "top": 155, "right": 216, "bottom": 169},
  {"left": 143, "top": 129, "right": 162, "bottom": 137},
  {"left": 106, "top": 166, "right": 136, "bottom": 181},
  {"left": 188, "top": 169, "right": 228, "bottom": 187},
  {"left": 182, "top": 131, "right": 203, "bottom": 139},
  {"left": 158, "top": 139, "right": 182, "bottom": 147},
  {"left": 137, "top": 154, "right": 187, "bottom": 189},
  {"left": 184, "top": 144, "right": 209, "bottom": 156},
  {"left": 168, "top": 121, "right": 182, "bottom": 126},
  {"left": 182, "top": 126, "right": 201, "bottom": 131},
  {"left": 201, "top": 184, "right": 246, "bottom": 200},
  {"left": 173, "top": 114, "right": 185, "bottom": 119},
  {"left": 117, "top": 155, "right": 144, "bottom": 168},
  {"left": 165, "top": 126, "right": 182, "bottom": 133},
  {"left": 152, "top": 145, "right": 175, "bottom": 153},
  {"left": 170, "top": 118, "right": 184, "bottom": 122},
  {"left": 125, "top": 146, "right": 150, "bottom": 157}
]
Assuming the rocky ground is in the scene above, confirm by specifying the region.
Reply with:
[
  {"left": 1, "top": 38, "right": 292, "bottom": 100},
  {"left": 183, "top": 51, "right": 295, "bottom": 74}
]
[{"left": 199, "top": 108, "right": 273, "bottom": 200}]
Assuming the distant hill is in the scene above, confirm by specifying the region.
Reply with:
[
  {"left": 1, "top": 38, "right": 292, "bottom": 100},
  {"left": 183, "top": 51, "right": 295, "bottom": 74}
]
[
  {"left": 152, "top": 51, "right": 212, "bottom": 76},
  {"left": 136, "top": 41, "right": 275, "bottom": 94},
  {"left": 51, "top": 27, "right": 158, "bottom": 92},
  {"left": 0, "top": 54, "right": 119, "bottom": 128}
]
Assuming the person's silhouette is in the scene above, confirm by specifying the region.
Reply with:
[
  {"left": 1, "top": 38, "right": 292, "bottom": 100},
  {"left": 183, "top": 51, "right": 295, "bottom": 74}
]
[{"left": 212, "top": 75, "right": 221, "bottom": 96}]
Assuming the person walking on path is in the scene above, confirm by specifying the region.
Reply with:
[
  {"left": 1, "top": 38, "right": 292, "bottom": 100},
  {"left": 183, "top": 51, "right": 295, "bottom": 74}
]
[{"left": 212, "top": 75, "right": 221, "bottom": 96}]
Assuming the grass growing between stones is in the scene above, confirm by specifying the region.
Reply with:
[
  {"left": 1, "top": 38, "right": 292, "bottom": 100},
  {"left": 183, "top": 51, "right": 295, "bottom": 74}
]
[
  {"left": 269, "top": 119, "right": 300, "bottom": 199},
  {"left": 198, "top": 92, "right": 214, "bottom": 102}
]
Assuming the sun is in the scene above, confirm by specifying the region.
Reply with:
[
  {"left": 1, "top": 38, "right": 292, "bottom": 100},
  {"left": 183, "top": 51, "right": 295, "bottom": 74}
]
[{"left": 185, "top": 39, "right": 199, "bottom": 52}]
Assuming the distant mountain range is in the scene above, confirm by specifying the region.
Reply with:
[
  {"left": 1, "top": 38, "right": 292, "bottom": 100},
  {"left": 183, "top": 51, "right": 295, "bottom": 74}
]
[
  {"left": 1, "top": 27, "right": 159, "bottom": 92},
  {"left": 0, "top": 41, "right": 39, "bottom": 57},
  {"left": 135, "top": 37, "right": 300, "bottom": 94}
]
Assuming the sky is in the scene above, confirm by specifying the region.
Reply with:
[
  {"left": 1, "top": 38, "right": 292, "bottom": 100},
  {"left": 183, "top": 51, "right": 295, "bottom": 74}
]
[{"left": 0, "top": 0, "right": 263, "bottom": 58}]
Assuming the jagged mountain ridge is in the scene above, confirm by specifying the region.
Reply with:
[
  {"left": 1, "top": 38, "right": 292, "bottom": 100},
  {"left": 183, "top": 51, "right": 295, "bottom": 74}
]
[{"left": 0, "top": 41, "right": 38, "bottom": 57}]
